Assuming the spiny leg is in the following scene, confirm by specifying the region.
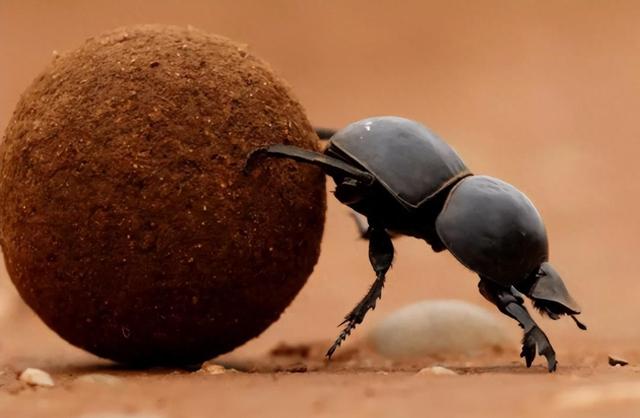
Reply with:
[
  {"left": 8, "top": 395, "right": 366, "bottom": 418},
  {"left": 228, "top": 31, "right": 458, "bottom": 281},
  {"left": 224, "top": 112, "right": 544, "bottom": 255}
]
[
  {"left": 326, "top": 225, "right": 394, "bottom": 358},
  {"left": 478, "top": 279, "right": 557, "bottom": 372}
]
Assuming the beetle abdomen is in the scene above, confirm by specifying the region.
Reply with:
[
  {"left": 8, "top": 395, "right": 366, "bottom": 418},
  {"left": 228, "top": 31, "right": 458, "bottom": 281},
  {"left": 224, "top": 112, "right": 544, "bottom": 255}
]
[{"left": 330, "top": 116, "right": 471, "bottom": 209}]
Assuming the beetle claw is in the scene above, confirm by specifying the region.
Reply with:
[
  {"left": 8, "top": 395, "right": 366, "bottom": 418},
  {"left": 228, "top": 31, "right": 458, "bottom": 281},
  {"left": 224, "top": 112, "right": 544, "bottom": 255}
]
[
  {"left": 521, "top": 326, "right": 557, "bottom": 372},
  {"left": 480, "top": 280, "right": 559, "bottom": 372},
  {"left": 326, "top": 321, "right": 357, "bottom": 359},
  {"left": 520, "top": 336, "right": 536, "bottom": 368},
  {"left": 327, "top": 297, "right": 375, "bottom": 358}
]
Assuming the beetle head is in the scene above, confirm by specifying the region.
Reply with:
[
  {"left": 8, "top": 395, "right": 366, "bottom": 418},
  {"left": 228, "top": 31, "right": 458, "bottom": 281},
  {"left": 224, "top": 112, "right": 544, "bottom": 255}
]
[{"left": 524, "top": 262, "right": 581, "bottom": 316}]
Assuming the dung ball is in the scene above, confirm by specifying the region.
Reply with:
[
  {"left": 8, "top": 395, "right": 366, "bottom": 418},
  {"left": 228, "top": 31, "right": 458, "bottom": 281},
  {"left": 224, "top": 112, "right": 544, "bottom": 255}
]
[{"left": 0, "top": 25, "right": 326, "bottom": 365}]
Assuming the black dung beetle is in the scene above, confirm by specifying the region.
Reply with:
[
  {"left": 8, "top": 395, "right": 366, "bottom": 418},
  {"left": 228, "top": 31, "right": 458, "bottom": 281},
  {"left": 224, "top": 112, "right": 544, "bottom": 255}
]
[{"left": 246, "top": 116, "right": 585, "bottom": 372}]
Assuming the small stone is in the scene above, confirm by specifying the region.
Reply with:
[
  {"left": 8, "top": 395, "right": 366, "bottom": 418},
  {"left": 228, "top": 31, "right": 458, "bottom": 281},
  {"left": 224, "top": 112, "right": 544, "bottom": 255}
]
[
  {"left": 417, "top": 366, "right": 458, "bottom": 376},
  {"left": 369, "top": 299, "right": 513, "bottom": 360},
  {"left": 608, "top": 356, "right": 629, "bottom": 367},
  {"left": 18, "top": 368, "right": 54, "bottom": 387},
  {"left": 75, "top": 373, "right": 122, "bottom": 385},
  {"left": 200, "top": 363, "right": 236, "bottom": 375}
]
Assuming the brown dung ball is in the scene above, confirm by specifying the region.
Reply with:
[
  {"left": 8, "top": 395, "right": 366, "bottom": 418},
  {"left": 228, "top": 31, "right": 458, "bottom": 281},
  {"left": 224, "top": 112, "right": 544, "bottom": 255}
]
[{"left": 0, "top": 25, "right": 326, "bottom": 365}]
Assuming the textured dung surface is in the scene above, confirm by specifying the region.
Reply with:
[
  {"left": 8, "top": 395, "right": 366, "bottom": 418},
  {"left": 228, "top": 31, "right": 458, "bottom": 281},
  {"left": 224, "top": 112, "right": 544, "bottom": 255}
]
[{"left": 0, "top": 25, "right": 326, "bottom": 365}]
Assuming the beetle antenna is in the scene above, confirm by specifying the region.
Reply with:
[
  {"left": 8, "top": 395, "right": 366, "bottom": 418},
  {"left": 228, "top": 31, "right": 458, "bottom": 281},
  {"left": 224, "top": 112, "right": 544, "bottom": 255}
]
[{"left": 570, "top": 315, "right": 587, "bottom": 330}]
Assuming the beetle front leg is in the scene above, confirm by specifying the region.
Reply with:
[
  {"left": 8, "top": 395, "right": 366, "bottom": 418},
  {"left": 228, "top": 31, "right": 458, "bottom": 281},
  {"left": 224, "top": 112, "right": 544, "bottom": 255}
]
[
  {"left": 326, "top": 225, "right": 394, "bottom": 359},
  {"left": 478, "top": 279, "right": 557, "bottom": 372}
]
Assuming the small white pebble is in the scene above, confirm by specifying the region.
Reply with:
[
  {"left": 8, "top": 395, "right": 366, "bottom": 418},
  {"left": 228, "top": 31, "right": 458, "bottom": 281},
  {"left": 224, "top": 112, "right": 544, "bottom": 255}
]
[
  {"left": 200, "top": 363, "right": 235, "bottom": 375},
  {"left": 75, "top": 373, "right": 122, "bottom": 386},
  {"left": 416, "top": 366, "right": 458, "bottom": 376},
  {"left": 19, "top": 368, "right": 55, "bottom": 387}
]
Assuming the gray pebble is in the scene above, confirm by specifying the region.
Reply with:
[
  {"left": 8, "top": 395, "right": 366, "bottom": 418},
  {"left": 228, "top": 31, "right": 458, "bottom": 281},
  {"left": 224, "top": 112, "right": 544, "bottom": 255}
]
[{"left": 369, "top": 299, "right": 513, "bottom": 359}]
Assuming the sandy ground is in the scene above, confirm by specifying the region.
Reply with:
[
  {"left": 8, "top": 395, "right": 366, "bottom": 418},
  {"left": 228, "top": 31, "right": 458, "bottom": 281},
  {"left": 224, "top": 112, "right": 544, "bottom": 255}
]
[{"left": 2, "top": 0, "right": 640, "bottom": 416}]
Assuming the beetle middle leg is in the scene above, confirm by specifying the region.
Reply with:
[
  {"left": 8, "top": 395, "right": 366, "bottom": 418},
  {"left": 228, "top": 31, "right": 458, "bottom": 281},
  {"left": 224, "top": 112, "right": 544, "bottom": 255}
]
[
  {"left": 478, "top": 279, "right": 557, "bottom": 372},
  {"left": 326, "top": 225, "right": 394, "bottom": 359}
]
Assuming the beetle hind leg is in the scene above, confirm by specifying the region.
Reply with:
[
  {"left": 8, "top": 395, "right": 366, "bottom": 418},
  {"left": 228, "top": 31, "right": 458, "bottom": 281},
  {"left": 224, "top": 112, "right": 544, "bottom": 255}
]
[
  {"left": 244, "top": 144, "right": 374, "bottom": 184},
  {"left": 478, "top": 279, "right": 557, "bottom": 372},
  {"left": 326, "top": 225, "right": 394, "bottom": 359}
]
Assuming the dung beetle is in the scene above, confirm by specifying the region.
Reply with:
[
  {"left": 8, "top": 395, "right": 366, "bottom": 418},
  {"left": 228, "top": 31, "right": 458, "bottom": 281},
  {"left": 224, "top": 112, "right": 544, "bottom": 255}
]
[{"left": 246, "top": 116, "right": 585, "bottom": 372}]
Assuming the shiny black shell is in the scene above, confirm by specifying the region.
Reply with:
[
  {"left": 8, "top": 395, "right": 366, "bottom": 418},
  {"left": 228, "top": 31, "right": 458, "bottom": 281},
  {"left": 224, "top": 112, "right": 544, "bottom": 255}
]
[
  {"left": 435, "top": 175, "right": 549, "bottom": 285},
  {"left": 330, "top": 116, "right": 471, "bottom": 209}
]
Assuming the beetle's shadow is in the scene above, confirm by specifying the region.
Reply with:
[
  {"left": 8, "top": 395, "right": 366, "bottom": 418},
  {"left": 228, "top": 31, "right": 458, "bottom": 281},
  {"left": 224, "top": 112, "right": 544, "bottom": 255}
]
[{"left": 40, "top": 360, "right": 204, "bottom": 378}]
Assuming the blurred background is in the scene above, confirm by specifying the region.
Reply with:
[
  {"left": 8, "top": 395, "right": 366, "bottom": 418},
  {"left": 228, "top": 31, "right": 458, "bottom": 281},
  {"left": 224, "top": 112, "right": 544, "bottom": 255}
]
[{"left": 1, "top": 0, "right": 639, "bottom": 363}]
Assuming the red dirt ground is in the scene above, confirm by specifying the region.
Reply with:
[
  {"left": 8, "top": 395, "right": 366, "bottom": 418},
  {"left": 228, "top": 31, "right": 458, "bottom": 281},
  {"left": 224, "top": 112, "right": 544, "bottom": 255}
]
[{"left": 2, "top": 1, "right": 640, "bottom": 417}]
